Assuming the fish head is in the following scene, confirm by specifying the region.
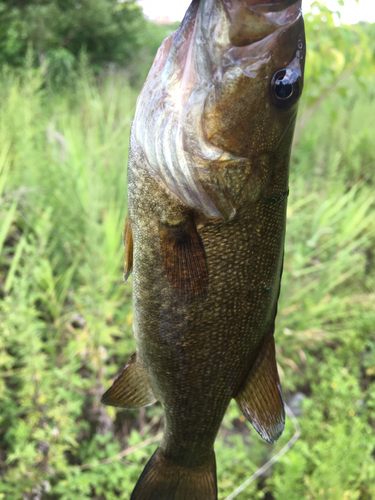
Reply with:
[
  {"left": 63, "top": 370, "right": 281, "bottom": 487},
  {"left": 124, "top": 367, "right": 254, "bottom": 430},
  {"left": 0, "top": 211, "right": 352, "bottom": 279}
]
[
  {"left": 133, "top": 0, "right": 305, "bottom": 219},
  {"left": 200, "top": 0, "right": 306, "bottom": 158}
]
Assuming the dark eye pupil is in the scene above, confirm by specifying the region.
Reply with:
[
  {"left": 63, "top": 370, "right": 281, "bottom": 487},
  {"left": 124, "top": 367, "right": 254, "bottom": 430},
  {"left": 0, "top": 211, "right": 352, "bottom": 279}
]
[
  {"left": 271, "top": 68, "right": 300, "bottom": 109},
  {"left": 275, "top": 76, "right": 293, "bottom": 99}
]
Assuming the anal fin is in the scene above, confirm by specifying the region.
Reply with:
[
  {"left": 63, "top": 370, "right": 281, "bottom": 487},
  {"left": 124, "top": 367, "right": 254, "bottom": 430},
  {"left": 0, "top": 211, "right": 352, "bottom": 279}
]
[
  {"left": 101, "top": 352, "right": 157, "bottom": 409},
  {"left": 235, "top": 333, "right": 285, "bottom": 443},
  {"left": 123, "top": 215, "right": 133, "bottom": 283}
]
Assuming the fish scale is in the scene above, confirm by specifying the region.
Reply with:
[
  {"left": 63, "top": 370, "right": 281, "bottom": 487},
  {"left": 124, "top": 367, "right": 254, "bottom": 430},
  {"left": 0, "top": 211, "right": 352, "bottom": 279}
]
[
  {"left": 129, "top": 138, "right": 284, "bottom": 460},
  {"left": 101, "top": 0, "right": 305, "bottom": 498}
]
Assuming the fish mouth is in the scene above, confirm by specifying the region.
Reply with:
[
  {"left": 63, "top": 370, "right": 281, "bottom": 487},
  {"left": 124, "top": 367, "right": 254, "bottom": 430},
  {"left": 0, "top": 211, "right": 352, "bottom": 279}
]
[
  {"left": 133, "top": 0, "right": 305, "bottom": 219},
  {"left": 161, "top": 0, "right": 302, "bottom": 82},
  {"left": 223, "top": 0, "right": 302, "bottom": 46}
]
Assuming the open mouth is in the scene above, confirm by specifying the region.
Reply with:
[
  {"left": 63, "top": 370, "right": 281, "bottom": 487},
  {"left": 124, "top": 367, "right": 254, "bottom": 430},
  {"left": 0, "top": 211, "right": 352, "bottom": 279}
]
[{"left": 223, "top": 0, "right": 302, "bottom": 46}]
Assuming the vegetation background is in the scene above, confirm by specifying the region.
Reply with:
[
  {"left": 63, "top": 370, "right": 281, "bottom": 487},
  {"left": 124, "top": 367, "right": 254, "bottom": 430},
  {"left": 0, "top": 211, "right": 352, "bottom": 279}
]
[{"left": 0, "top": 0, "right": 374, "bottom": 499}]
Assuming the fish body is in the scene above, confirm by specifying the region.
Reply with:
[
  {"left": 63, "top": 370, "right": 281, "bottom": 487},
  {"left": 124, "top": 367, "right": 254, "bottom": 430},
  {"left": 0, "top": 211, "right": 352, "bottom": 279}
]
[{"left": 102, "top": 1, "right": 305, "bottom": 498}]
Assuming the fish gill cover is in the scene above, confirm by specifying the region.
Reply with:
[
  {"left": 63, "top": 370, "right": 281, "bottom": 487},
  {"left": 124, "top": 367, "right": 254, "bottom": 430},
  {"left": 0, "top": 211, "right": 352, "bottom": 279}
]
[{"left": 133, "top": 0, "right": 304, "bottom": 220}]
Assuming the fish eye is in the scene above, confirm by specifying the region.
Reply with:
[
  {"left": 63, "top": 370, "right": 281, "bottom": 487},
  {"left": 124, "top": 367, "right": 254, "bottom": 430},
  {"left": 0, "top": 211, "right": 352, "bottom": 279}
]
[{"left": 271, "top": 69, "right": 300, "bottom": 109}]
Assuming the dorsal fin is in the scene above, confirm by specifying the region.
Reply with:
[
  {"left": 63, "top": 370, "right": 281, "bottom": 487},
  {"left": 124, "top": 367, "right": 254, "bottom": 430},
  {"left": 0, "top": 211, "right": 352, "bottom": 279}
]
[
  {"left": 101, "top": 352, "right": 157, "bottom": 409},
  {"left": 123, "top": 215, "right": 133, "bottom": 283},
  {"left": 160, "top": 214, "right": 208, "bottom": 299},
  {"left": 235, "top": 333, "right": 285, "bottom": 443}
]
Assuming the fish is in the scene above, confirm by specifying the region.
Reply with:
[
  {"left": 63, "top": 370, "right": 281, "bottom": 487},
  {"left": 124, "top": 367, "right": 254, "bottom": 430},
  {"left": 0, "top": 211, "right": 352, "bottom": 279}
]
[{"left": 101, "top": 0, "right": 305, "bottom": 498}]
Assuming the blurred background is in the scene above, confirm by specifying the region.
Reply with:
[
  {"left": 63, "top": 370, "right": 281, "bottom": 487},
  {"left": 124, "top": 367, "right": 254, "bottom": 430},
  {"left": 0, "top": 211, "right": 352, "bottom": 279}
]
[{"left": 0, "top": 1, "right": 374, "bottom": 499}]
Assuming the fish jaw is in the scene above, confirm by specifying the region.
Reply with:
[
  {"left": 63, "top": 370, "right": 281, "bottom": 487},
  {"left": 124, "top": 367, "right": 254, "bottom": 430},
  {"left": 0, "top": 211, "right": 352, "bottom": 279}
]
[
  {"left": 133, "top": 0, "right": 305, "bottom": 220},
  {"left": 203, "top": 0, "right": 305, "bottom": 159}
]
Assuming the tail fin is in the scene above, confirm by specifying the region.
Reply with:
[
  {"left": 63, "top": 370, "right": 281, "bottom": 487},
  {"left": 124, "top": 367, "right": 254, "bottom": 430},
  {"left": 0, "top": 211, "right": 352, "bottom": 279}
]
[{"left": 130, "top": 446, "right": 217, "bottom": 500}]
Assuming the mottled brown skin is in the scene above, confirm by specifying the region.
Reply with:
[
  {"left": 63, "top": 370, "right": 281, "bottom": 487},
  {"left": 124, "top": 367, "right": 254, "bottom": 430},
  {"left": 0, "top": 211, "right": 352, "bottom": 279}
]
[
  {"left": 102, "top": 2, "right": 305, "bottom": 497},
  {"left": 128, "top": 125, "right": 295, "bottom": 468}
]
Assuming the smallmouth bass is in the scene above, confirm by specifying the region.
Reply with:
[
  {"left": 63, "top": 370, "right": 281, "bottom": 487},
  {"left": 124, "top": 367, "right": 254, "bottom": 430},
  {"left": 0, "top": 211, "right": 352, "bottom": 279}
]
[{"left": 101, "top": 0, "right": 305, "bottom": 498}]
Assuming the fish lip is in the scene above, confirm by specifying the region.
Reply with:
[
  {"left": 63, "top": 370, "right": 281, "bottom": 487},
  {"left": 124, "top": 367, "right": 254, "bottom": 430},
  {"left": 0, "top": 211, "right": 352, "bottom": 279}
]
[
  {"left": 247, "top": 0, "right": 302, "bottom": 18},
  {"left": 224, "top": 0, "right": 300, "bottom": 10},
  {"left": 223, "top": 0, "right": 302, "bottom": 24}
]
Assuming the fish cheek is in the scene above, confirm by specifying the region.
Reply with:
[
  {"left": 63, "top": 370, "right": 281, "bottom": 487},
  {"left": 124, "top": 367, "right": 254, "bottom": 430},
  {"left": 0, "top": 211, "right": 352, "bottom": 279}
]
[
  {"left": 203, "top": 18, "right": 305, "bottom": 158},
  {"left": 159, "top": 215, "right": 208, "bottom": 299},
  {"left": 202, "top": 73, "right": 266, "bottom": 157},
  {"left": 203, "top": 74, "right": 295, "bottom": 159}
]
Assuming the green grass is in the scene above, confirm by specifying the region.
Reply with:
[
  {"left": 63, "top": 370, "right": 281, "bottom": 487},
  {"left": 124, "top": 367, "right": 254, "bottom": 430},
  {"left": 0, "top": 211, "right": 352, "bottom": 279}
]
[{"left": 0, "top": 64, "right": 374, "bottom": 500}]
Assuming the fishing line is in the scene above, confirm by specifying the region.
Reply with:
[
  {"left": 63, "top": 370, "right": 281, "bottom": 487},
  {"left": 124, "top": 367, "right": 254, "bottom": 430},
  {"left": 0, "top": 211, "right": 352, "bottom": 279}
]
[{"left": 224, "top": 403, "right": 301, "bottom": 500}]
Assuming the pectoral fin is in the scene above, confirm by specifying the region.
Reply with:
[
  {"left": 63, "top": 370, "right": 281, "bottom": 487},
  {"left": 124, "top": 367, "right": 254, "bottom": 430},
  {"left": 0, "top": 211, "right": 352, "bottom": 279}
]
[
  {"left": 235, "top": 333, "right": 285, "bottom": 443},
  {"left": 123, "top": 215, "right": 133, "bottom": 283},
  {"left": 198, "top": 170, "right": 237, "bottom": 221},
  {"left": 101, "top": 352, "right": 157, "bottom": 408},
  {"left": 160, "top": 215, "right": 208, "bottom": 299}
]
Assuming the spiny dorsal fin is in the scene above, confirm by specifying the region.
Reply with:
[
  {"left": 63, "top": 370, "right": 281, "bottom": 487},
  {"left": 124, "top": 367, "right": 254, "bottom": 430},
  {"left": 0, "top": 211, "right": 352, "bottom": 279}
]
[
  {"left": 235, "top": 333, "right": 285, "bottom": 443},
  {"left": 101, "top": 352, "right": 157, "bottom": 409},
  {"left": 160, "top": 215, "right": 208, "bottom": 299},
  {"left": 123, "top": 215, "right": 133, "bottom": 283}
]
